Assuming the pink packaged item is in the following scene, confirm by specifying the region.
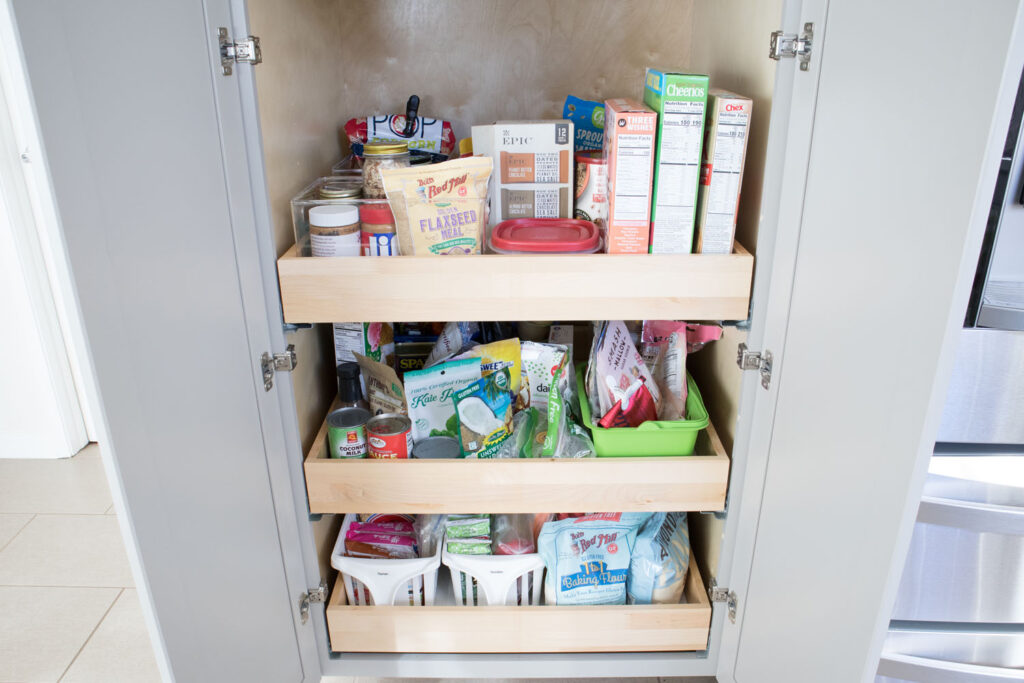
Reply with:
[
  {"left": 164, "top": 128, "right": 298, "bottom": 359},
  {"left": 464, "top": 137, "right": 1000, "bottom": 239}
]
[
  {"left": 597, "top": 382, "right": 658, "bottom": 428},
  {"left": 493, "top": 514, "right": 536, "bottom": 555},
  {"left": 640, "top": 321, "right": 722, "bottom": 420},
  {"left": 348, "top": 521, "right": 415, "bottom": 536},
  {"left": 586, "top": 321, "right": 661, "bottom": 424},
  {"left": 344, "top": 530, "right": 418, "bottom": 560}
]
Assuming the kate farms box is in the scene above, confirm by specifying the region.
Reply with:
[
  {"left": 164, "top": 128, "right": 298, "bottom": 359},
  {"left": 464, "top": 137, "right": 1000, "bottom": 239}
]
[
  {"left": 602, "top": 98, "right": 657, "bottom": 253},
  {"left": 643, "top": 69, "right": 709, "bottom": 254},
  {"left": 472, "top": 121, "right": 573, "bottom": 225},
  {"left": 695, "top": 89, "right": 752, "bottom": 254}
]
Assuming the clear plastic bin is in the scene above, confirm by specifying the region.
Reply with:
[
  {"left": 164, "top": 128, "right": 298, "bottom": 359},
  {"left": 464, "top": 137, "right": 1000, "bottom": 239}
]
[
  {"left": 290, "top": 177, "right": 386, "bottom": 257},
  {"left": 330, "top": 514, "right": 441, "bottom": 606}
]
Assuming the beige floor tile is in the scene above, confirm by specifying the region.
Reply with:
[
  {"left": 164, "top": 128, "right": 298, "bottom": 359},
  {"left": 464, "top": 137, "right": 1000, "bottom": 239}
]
[
  {"left": 0, "top": 585, "right": 118, "bottom": 683},
  {"left": 60, "top": 589, "right": 161, "bottom": 683},
  {"left": 0, "top": 514, "right": 132, "bottom": 587},
  {"left": 0, "top": 514, "right": 33, "bottom": 550},
  {"left": 0, "top": 445, "right": 111, "bottom": 514}
]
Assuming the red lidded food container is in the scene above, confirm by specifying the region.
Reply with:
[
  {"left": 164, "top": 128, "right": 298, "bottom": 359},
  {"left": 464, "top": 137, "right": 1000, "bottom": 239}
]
[{"left": 488, "top": 218, "right": 601, "bottom": 254}]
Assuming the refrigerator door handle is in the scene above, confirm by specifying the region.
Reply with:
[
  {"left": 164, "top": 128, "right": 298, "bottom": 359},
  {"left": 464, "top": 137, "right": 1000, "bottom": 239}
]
[
  {"left": 879, "top": 653, "right": 1024, "bottom": 682},
  {"left": 918, "top": 496, "right": 1024, "bottom": 536}
]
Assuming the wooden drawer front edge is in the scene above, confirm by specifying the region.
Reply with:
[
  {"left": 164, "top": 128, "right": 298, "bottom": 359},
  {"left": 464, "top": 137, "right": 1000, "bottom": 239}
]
[
  {"left": 277, "top": 243, "right": 754, "bottom": 323},
  {"left": 304, "top": 411, "right": 730, "bottom": 514},
  {"left": 326, "top": 557, "right": 711, "bottom": 654}
]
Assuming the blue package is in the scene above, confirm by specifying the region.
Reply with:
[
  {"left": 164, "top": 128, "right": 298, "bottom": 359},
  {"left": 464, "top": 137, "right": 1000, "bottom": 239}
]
[
  {"left": 562, "top": 95, "right": 605, "bottom": 151},
  {"left": 627, "top": 512, "right": 691, "bottom": 605},
  {"left": 537, "top": 512, "right": 651, "bottom": 604}
]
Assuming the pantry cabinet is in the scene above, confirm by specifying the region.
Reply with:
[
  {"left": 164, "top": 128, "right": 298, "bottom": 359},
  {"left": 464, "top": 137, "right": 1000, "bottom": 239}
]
[{"left": 10, "top": 0, "right": 1024, "bottom": 681}]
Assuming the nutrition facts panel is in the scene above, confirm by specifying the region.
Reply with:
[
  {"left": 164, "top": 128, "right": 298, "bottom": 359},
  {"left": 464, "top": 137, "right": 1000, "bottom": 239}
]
[
  {"left": 655, "top": 101, "right": 704, "bottom": 205},
  {"left": 613, "top": 133, "right": 655, "bottom": 221},
  {"left": 703, "top": 109, "right": 749, "bottom": 252}
]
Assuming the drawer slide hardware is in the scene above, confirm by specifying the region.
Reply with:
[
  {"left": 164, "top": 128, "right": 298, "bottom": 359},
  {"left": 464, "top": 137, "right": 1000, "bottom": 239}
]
[
  {"left": 261, "top": 344, "right": 297, "bottom": 391},
  {"left": 709, "top": 579, "right": 738, "bottom": 623},
  {"left": 737, "top": 343, "right": 773, "bottom": 390},
  {"left": 299, "top": 580, "right": 328, "bottom": 625},
  {"left": 769, "top": 22, "right": 813, "bottom": 71},
  {"left": 219, "top": 27, "right": 262, "bottom": 76}
]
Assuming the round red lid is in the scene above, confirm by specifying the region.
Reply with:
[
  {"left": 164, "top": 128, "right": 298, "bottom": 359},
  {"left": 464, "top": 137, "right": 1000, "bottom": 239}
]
[
  {"left": 575, "top": 151, "right": 605, "bottom": 165},
  {"left": 490, "top": 218, "right": 600, "bottom": 253},
  {"left": 358, "top": 203, "right": 395, "bottom": 224}
]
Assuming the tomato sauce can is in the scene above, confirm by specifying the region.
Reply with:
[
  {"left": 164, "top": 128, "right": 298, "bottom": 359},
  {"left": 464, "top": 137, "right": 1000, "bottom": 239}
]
[
  {"left": 366, "top": 413, "right": 413, "bottom": 459},
  {"left": 327, "top": 407, "right": 371, "bottom": 459}
]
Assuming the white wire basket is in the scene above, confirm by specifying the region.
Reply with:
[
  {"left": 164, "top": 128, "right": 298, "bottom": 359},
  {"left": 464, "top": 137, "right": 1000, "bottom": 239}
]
[
  {"left": 330, "top": 514, "right": 441, "bottom": 606},
  {"left": 442, "top": 540, "right": 545, "bottom": 606}
]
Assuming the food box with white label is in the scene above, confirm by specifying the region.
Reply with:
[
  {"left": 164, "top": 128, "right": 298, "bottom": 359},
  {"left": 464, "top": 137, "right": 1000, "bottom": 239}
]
[
  {"left": 695, "top": 89, "right": 752, "bottom": 254},
  {"left": 643, "top": 69, "right": 709, "bottom": 254},
  {"left": 472, "top": 121, "right": 573, "bottom": 226},
  {"left": 602, "top": 98, "right": 658, "bottom": 254}
]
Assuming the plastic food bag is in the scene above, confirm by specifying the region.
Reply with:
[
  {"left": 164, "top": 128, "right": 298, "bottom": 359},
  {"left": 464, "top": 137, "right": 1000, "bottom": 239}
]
[
  {"left": 404, "top": 358, "right": 482, "bottom": 442},
  {"left": 541, "top": 363, "right": 595, "bottom": 458},
  {"left": 453, "top": 369, "right": 513, "bottom": 458},
  {"left": 354, "top": 352, "right": 407, "bottom": 416},
  {"left": 627, "top": 512, "right": 691, "bottom": 605},
  {"left": 520, "top": 341, "right": 569, "bottom": 410},
  {"left": 381, "top": 157, "right": 492, "bottom": 256},
  {"left": 425, "top": 322, "right": 479, "bottom": 368},
  {"left": 413, "top": 514, "right": 446, "bottom": 557},
  {"left": 537, "top": 512, "right": 651, "bottom": 605},
  {"left": 345, "top": 113, "right": 456, "bottom": 158},
  {"left": 586, "top": 321, "right": 660, "bottom": 426},
  {"left": 562, "top": 95, "right": 605, "bottom": 151},
  {"left": 452, "top": 338, "right": 522, "bottom": 396},
  {"left": 492, "top": 514, "right": 536, "bottom": 555}
]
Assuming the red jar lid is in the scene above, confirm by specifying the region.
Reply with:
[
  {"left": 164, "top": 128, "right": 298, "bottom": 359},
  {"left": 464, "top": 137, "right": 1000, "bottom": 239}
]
[
  {"left": 490, "top": 218, "right": 600, "bottom": 253},
  {"left": 575, "top": 151, "right": 605, "bottom": 165},
  {"left": 359, "top": 203, "right": 395, "bottom": 224}
]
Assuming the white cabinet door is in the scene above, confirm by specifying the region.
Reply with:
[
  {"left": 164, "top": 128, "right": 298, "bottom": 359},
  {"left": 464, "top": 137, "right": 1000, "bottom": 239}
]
[
  {"left": 721, "top": 1, "right": 1024, "bottom": 682},
  {"left": 11, "top": 0, "right": 316, "bottom": 680}
]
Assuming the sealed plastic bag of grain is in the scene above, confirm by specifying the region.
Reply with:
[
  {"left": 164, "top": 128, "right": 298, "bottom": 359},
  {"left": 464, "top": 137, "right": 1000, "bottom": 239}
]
[{"left": 381, "top": 157, "right": 493, "bottom": 255}]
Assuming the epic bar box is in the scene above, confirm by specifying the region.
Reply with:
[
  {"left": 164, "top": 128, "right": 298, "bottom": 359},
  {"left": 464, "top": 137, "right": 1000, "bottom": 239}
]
[
  {"left": 472, "top": 121, "right": 573, "bottom": 226},
  {"left": 642, "top": 69, "right": 709, "bottom": 253},
  {"left": 603, "top": 98, "right": 657, "bottom": 253},
  {"left": 695, "top": 89, "right": 752, "bottom": 254}
]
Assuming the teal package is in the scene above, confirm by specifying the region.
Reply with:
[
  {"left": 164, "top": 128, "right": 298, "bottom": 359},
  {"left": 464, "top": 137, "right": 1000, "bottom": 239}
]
[
  {"left": 562, "top": 95, "right": 604, "bottom": 151},
  {"left": 537, "top": 513, "right": 651, "bottom": 605}
]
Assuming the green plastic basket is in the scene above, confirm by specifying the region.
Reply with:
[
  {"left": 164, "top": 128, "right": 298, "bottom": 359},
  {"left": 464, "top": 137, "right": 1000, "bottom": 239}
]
[{"left": 576, "top": 363, "right": 709, "bottom": 457}]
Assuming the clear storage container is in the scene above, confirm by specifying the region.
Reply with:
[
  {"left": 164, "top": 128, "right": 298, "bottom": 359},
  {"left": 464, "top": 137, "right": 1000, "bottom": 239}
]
[{"left": 290, "top": 176, "right": 387, "bottom": 256}]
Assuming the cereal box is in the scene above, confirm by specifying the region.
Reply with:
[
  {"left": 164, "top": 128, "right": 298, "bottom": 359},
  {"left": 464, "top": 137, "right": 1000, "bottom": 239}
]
[
  {"left": 695, "top": 90, "right": 752, "bottom": 254},
  {"left": 472, "top": 121, "right": 574, "bottom": 226},
  {"left": 643, "top": 69, "right": 709, "bottom": 254},
  {"left": 602, "top": 99, "right": 657, "bottom": 254}
]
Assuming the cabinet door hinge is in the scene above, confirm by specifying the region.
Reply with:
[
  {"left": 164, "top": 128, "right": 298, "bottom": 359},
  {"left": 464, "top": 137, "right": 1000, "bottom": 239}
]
[
  {"left": 219, "top": 27, "right": 262, "bottom": 76},
  {"left": 709, "top": 579, "right": 738, "bottom": 624},
  {"left": 261, "top": 344, "right": 296, "bottom": 391},
  {"left": 769, "top": 22, "right": 813, "bottom": 71},
  {"left": 737, "top": 342, "right": 773, "bottom": 390},
  {"left": 299, "top": 580, "right": 328, "bottom": 625}
]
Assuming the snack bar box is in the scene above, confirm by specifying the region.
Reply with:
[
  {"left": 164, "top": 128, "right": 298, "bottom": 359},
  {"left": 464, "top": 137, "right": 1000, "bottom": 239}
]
[
  {"left": 472, "top": 121, "right": 574, "bottom": 226},
  {"left": 643, "top": 69, "right": 710, "bottom": 254},
  {"left": 602, "top": 98, "right": 658, "bottom": 253},
  {"left": 695, "top": 89, "right": 753, "bottom": 254}
]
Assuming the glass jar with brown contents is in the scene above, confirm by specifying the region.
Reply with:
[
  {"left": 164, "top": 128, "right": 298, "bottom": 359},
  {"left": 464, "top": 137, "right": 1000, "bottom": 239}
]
[{"left": 362, "top": 142, "right": 410, "bottom": 199}]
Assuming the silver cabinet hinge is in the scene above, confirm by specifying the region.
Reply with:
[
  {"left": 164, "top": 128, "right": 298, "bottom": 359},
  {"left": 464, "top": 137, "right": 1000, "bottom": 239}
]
[
  {"left": 709, "top": 579, "right": 738, "bottom": 623},
  {"left": 219, "top": 28, "right": 262, "bottom": 76},
  {"left": 737, "top": 343, "right": 773, "bottom": 390},
  {"left": 769, "top": 22, "right": 813, "bottom": 71},
  {"left": 299, "top": 580, "right": 328, "bottom": 624},
  {"left": 260, "top": 344, "right": 296, "bottom": 391}
]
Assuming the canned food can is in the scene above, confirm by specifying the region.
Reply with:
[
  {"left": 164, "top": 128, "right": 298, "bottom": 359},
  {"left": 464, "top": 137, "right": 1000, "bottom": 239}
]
[
  {"left": 366, "top": 413, "right": 413, "bottom": 459},
  {"left": 327, "top": 407, "right": 371, "bottom": 459},
  {"left": 413, "top": 435, "right": 461, "bottom": 459}
]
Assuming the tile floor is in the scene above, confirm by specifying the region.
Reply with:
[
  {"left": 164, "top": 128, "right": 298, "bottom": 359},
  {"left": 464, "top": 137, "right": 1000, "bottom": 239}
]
[{"left": 0, "top": 444, "right": 162, "bottom": 683}]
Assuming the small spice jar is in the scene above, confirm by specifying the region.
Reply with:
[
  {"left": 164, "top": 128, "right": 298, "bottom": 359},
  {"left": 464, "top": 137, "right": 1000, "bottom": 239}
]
[
  {"left": 359, "top": 203, "right": 398, "bottom": 256},
  {"left": 362, "top": 142, "right": 410, "bottom": 199},
  {"left": 309, "top": 204, "right": 360, "bottom": 257}
]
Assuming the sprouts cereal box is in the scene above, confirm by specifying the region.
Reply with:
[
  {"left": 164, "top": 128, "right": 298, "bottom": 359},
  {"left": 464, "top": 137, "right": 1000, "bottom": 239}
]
[
  {"left": 472, "top": 121, "right": 573, "bottom": 226},
  {"left": 643, "top": 69, "right": 709, "bottom": 253},
  {"left": 695, "top": 89, "right": 752, "bottom": 254},
  {"left": 603, "top": 99, "right": 657, "bottom": 253}
]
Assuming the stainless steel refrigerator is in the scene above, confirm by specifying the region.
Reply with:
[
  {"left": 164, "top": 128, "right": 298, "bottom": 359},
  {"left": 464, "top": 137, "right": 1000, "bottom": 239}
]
[{"left": 876, "top": 75, "right": 1024, "bottom": 683}]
